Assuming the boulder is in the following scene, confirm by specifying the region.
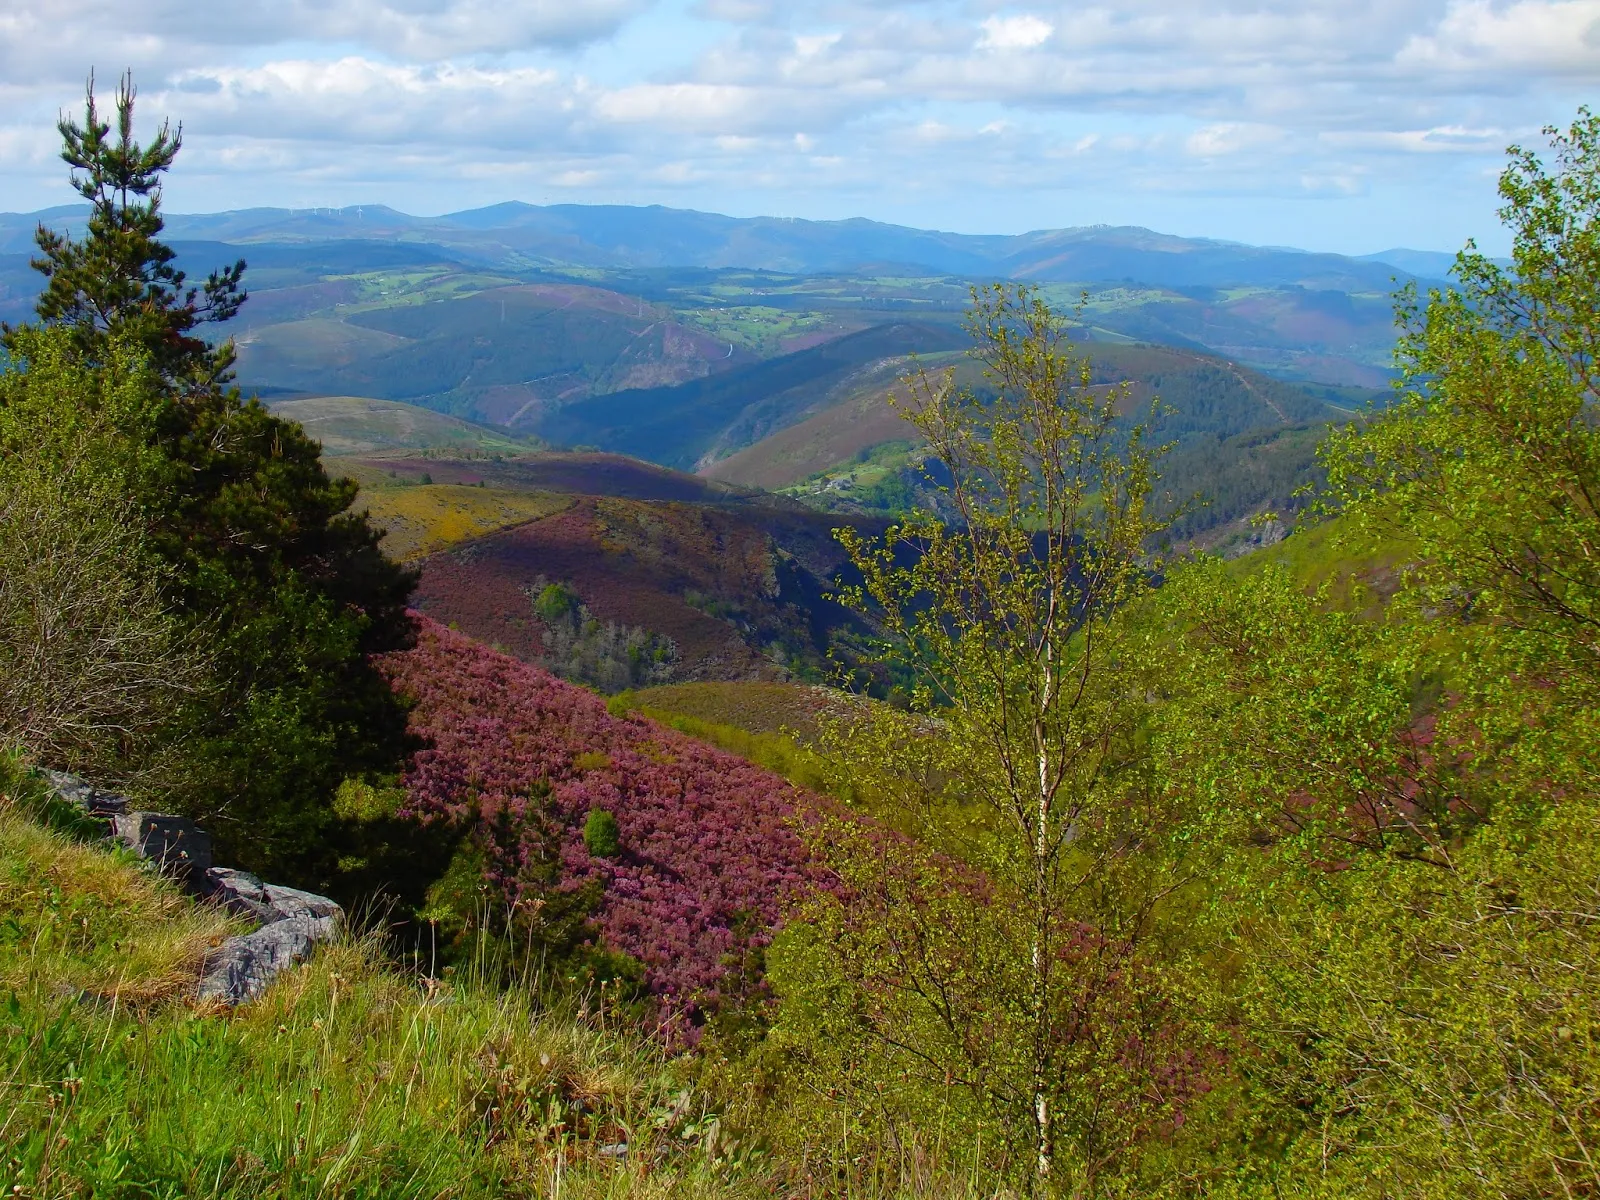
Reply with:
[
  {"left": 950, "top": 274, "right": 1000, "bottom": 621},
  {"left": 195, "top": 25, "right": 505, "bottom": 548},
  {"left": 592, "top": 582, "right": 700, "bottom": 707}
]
[
  {"left": 197, "top": 915, "right": 340, "bottom": 1006},
  {"left": 112, "top": 811, "right": 212, "bottom": 880},
  {"left": 201, "top": 867, "right": 276, "bottom": 923},
  {"left": 41, "top": 770, "right": 128, "bottom": 822},
  {"left": 201, "top": 870, "right": 345, "bottom": 928},
  {"left": 262, "top": 883, "right": 344, "bottom": 924}
]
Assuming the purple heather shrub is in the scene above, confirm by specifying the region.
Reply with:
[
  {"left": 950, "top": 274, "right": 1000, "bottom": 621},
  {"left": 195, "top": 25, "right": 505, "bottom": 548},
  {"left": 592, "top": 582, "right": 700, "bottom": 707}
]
[{"left": 377, "top": 616, "right": 834, "bottom": 1035}]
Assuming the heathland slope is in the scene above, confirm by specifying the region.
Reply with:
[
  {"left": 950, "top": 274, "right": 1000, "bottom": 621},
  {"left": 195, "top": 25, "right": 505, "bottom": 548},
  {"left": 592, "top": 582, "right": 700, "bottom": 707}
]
[
  {"left": 378, "top": 617, "right": 834, "bottom": 1031},
  {"left": 408, "top": 494, "right": 875, "bottom": 683}
]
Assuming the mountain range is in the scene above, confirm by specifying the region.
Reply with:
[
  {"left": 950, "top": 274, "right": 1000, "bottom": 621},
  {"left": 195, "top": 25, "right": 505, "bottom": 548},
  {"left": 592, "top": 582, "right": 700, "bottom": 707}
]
[
  {"left": 0, "top": 202, "right": 1450, "bottom": 414},
  {"left": 1, "top": 201, "right": 1453, "bottom": 288}
]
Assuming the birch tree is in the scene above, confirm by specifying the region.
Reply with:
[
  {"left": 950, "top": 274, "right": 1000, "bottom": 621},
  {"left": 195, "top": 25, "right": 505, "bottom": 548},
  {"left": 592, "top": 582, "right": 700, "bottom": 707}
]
[{"left": 823, "top": 284, "right": 1200, "bottom": 1194}]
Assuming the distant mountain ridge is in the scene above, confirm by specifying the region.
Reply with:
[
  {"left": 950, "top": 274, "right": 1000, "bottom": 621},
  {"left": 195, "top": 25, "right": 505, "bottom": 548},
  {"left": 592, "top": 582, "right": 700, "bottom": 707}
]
[{"left": 0, "top": 201, "right": 1456, "bottom": 289}]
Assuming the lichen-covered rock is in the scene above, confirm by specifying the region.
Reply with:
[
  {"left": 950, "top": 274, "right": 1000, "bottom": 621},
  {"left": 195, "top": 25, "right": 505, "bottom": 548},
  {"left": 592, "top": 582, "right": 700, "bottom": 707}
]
[
  {"left": 112, "top": 811, "right": 212, "bottom": 879},
  {"left": 197, "top": 915, "right": 340, "bottom": 1005}
]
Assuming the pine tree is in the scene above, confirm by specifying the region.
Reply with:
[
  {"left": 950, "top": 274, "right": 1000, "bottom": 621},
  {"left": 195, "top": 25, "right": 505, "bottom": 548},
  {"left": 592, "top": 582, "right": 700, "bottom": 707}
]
[{"left": 3, "top": 71, "right": 245, "bottom": 389}]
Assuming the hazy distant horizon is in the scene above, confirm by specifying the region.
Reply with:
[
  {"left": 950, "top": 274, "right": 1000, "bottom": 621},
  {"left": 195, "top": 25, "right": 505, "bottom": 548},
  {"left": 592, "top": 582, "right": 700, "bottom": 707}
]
[{"left": 0, "top": 178, "right": 1502, "bottom": 261}]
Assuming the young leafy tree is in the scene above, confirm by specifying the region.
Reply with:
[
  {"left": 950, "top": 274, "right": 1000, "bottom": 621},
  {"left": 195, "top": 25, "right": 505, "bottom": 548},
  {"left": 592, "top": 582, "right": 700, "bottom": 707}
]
[
  {"left": 1320, "top": 106, "right": 1600, "bottom": 789},
  {"left": 1153, "top": 555, "right": 1600, "bottom": 1197},
  {"left": 0, "top": 333, "right": 207, "bottom": 780},
  {"left": 1138, "top": 109, "right": 1600, "bottom": 1195},
  {"left": 817, "top": 285, "right": 1209, "bottom": 1193},
  {"left": 0, "top": 76, "right": 417, "bottom": 890}
]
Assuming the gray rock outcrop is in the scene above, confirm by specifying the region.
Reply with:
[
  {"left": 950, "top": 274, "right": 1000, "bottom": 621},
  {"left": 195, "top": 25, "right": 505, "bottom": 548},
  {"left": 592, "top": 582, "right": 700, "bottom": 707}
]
[
  {"left": 202, "top": 867, "right": 278, "bottom": 923},
  {"left": 112, "top": 811, "right": 212, "bottom": 880},
  {"left": 197, "top": 914, "right": 340, "bottom": 1005},
  {"left": 40, "top": 771, "right": 342, "bottom": 1007},
  {"left": 40, "top": 770, "right": 127, "bottom": 820}
]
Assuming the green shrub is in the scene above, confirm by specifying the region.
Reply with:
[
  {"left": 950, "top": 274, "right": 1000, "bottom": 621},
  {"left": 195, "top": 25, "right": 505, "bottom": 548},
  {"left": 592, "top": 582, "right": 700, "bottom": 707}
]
[{"left": 583, "top": 808, "right": 621, "bottom": 857}]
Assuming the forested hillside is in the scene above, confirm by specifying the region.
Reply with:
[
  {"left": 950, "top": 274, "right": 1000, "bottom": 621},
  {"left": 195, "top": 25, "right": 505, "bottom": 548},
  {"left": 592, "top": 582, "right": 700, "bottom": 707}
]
[
  {"left": 5, "top": 78, "right": 1599, "bottom": 1200},
  {"left": 704, "top": 339, "right": 1355, "bottom": 548}
]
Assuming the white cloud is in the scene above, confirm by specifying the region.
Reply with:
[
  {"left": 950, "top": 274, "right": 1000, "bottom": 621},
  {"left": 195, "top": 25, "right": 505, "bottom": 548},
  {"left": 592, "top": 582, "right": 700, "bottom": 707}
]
[
  {"left": 1299, "top": 171, "right": 1367, "bottom": 194},
  {"left": 0, "top": 0, "right": 646, "bottom": 76},
  {"left": 978, "top": 14, "right": 1055, "bottom": 51},
  {"left": 160, "top": 59, "right": 576, "bottom": 147},
  {"left": 1321, "top": 125, "right": 1508, "bottom": 153},
  {"left": 1399, "top": 0, "right": 1600, "bottom": 74},
  {"left": 596, "top": 82, "right": 758, "bottom": 127},
  {"left": 1185, "top": 123, "right": 1286, "bottom": 157}
]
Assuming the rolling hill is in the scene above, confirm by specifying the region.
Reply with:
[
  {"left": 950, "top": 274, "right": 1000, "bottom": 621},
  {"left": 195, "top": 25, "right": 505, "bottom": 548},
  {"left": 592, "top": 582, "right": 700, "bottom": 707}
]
[
  {"left": 701, "top": 356, "right": 971, "bottom": 492},
  {"left": 353, "top": 484, "right": 576, "bottom": 562},
  {"left": 241, "top": 281, "right": 747, "bottom": 424},
  {"left": 707, "top": 340, "right": 1352, "bottom": 483},
  {"left": 697, "top": 340, "right": 1370, "bottom": 550},
  {"left": 277, "top": 398, "right": 874, "bottom": 687},
  {"left": 532, "top": 320, "right": 969, "bottom": 470},
  {"left": 266, "top": 395, "right": 543, "bottom": 456},
  {"left": 338, "top": 448, "right": 763, "bottom": 506}
]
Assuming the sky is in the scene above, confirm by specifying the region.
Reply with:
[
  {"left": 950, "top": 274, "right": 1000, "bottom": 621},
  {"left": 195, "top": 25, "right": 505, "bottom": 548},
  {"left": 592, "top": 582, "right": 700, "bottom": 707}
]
[{"left": 0, "top": 0, "right": 1596, "bottom": 255}]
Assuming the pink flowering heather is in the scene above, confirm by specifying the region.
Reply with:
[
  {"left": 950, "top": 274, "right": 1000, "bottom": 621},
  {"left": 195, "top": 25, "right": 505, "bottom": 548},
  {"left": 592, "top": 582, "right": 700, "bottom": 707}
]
[{"left": 376, "top": 616, "right": 831, "bottom": 1033}]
